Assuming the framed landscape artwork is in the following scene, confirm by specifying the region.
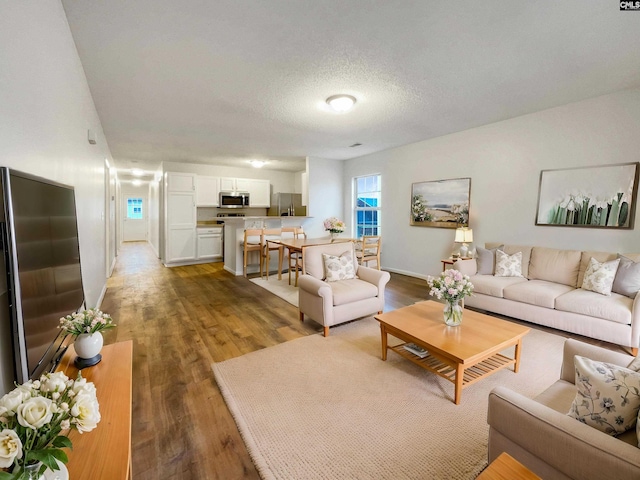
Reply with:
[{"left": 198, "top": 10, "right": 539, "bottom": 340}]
[
  {"left": 535, "top": 162, "right": 639, "bottom": 229},
  {"left": 410, "top": 177, "right": 471, "bottom": 228}
]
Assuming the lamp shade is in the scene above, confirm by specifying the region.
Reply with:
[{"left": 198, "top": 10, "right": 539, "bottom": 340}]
[{"left": 454, "top": 228, "right": 473, "bottom": 243}]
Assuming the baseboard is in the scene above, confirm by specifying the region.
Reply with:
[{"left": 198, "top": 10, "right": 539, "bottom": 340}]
[
  {"left": 109, "top": 256, "right": 117, "bottom": 277},
  {"left": 223, "top": 265, "right": 242, "bottom": 276},
  {"left": 383, "top": 267, "right": 430, "bottom": 280},
  {"left": 95, "top": 283, "right": 108, "bottom": 310}
]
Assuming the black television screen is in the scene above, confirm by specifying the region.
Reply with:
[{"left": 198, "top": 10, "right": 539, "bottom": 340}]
[{"left": 0, "top": 168, "right": 85, "bottom": 383}]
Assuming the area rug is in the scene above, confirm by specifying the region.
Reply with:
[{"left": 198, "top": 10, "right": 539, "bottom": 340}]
[
  {"left": 250, "top": 276, "right": 298, "bottom": 307},
  {"left": 212, "top": 317, "right": 567, "bottom": 480}
]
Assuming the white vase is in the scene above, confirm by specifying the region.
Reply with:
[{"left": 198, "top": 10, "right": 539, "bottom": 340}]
[{"left": 74, "top": 332, "right": 104, "bottom": 359}]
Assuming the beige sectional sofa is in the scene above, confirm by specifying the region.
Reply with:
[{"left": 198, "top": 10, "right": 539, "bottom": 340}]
[{"left": 454, "top": 244, "right": 640, "bottom": 354}]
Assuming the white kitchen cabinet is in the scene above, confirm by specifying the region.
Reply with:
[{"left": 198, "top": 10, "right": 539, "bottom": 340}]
[
  {"left": 197, "top": 227, "right": 223, "bottom": 260},
  {"left": 167, "top": 172, "right": 196, "bottom": 192},
  {"left": 219, "top": 177, "right": 236, "bottom": 191},
  {"left": 165, "top": 172, "right": 197, "bottom": 264},
  {"left": 247, "top": 179, "right": 270, "bottom": 207},
  {"left": 196, "top": 176, "right": 220, "bottom": 206}
]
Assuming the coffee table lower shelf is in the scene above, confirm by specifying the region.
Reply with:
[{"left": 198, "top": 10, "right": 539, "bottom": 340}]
[{"left": 390, "top": 343, "right": 516, "bottom": 390}]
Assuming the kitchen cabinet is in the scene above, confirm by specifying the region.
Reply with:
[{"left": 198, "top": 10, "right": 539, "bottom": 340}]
[
  {"left": 247, "top": 179, "right": 270, "bottom": 207},
  {"left": 167, "top": 172, "right": 196, "bottom": 192},
  {"left": 220, "top": 177, "right": 246, "bottom": 191},
  {"left": 197, "top": 227, "right": 223, "bottom": 260},
  {"left": 165, "top": 173, "right": 197, "bottom": 264},
  {"left": 196, "top": 176, "right": 220, "bottom": 206}
]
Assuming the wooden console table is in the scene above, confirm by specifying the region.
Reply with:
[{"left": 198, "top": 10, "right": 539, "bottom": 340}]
[{"left": 57, "top": 340, "right": 133, "bottom": 479}]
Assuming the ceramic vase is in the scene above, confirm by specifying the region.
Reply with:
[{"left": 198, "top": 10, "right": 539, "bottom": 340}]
[
  {"left": 74, "top": 332, "right": 103, "bottom": 368},
  {"left": 443, "top": 299, "right": 463, "bottom": 327}
]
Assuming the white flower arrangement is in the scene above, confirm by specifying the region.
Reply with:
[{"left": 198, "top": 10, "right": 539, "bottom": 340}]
[
  {"left": 59, "top": 308, "right": 115, "bottom": 337},
  {"left": 323, "top": 217, "right": 345, "bottom": 234},
  {"left": 0, "top": 371, "right": 100, "bottom": 479},
  {"left": 426, "top": 269, "right": 474, "bottom": 304}
]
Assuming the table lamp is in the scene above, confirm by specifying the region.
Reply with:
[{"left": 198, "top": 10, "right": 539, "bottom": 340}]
[{"left": 455, "top": 227, "right": 473, "bottom": 258}]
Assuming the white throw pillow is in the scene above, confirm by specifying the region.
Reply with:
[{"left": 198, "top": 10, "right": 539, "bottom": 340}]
[
  {"left": 494, "top": 250, "right": 523, "bottom": 277},
  {"left": 581, "top": 257, "right": 620, "bottom": 296},
  {"left": 567, "top": 355, "right": 640, "bottom": 435},
  {"left": 322, "top": 252, "right": 356, "bottom": 282}
]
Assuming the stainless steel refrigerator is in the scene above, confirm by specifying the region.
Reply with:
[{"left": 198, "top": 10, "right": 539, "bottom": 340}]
[{"left": 268, "top": 193, "right": 306, "bottom": 216}]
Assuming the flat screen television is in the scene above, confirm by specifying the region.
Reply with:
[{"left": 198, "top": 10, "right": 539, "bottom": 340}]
[{"left": 0, "top": 168, "right": 85, "bottom": 386}]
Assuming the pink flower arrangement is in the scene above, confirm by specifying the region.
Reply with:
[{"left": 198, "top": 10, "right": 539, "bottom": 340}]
[{"left": 427, "top": 269, "right": 474, "bottom": 303}]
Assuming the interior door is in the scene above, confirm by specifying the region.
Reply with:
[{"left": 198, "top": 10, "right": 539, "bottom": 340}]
[{"left": 123, "top": 195, "right": 148, "bottom": 241}]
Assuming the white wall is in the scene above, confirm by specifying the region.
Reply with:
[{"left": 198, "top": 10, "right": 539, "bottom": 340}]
[
  {"left": 148, "top": 178, "right": 161, "bottom": 257},
  {"left": 0, "top": 1, "right": 110, "bottom": 391},
  {"left": 343, "top": 89, "right": 640, "bottom": 278},
  {"left": 306, "top": 157, "right": 345, "bottom": 238}
]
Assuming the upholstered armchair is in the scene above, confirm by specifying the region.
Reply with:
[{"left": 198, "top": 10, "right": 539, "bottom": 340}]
[
  {"left": 487, "top": 339, "right": 640, "bottom": 480},
  {"left": 298, "top": 241, "right": 390, "bottom": 336}
]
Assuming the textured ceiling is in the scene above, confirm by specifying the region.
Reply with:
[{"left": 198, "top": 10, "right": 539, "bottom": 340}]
[{"left": 62, "top": 0, "right": 640, "bottom": 180}]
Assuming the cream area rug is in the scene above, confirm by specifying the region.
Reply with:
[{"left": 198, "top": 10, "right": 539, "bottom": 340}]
[
  {"left": 250, "top": 276, "right": 299, "bottom": 307},
  {"left": 212, "top": 317, "right": 567, "bottom": 480}
]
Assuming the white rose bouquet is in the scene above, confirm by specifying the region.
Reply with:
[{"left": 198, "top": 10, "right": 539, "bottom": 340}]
[
  {"left": 426, "top": 269, "right": 474, "bottom": 304},
  {"left": 0, "top": 371, "right": 100, "bottom": 479},
  {"left": 323, "top": 217, "right": 345, "bottom": 234},
  {"left": 59, "top": 308, "right": 115, "bottom": 337}
]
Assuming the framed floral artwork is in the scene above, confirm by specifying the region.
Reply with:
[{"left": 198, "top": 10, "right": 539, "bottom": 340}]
[
  {"left": 535, "top": 162, "right": 639, "bottom": 229},
  {"left": 410, "top": 177, "right": 471, "bottom": 228}
]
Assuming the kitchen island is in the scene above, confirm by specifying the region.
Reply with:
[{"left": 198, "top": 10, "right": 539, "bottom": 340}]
[{"left": 222, "top": 216, "right": 312, "bottom": 275}]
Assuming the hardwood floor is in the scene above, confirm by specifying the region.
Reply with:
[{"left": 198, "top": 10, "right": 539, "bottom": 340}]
[
  {"left": 101, "top": 242, "right": 427, "bottom": 479},
  {"left": 102, "top": 242, "right": 626, "bottom": 480}
]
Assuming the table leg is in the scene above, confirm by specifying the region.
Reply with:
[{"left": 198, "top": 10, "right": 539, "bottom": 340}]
[
  {"left": 278, "top": 247, "right": 283, "bottom": 280},
  {"left": 454, "top": 363, "right": 464, "bottom": 405},
  {"left": 380, "top": 324, "right": 387, "bottom": 361},
  {"left": 514, "top": 339, "right": 523, "bottom": 373}
]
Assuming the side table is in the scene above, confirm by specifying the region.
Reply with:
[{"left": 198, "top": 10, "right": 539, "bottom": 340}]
[
  {"left": 440, "top": 257, "right": 471, "bottom": 271},
  {"left": 476, "top": 452, "right": 541, "bottom": 480}
]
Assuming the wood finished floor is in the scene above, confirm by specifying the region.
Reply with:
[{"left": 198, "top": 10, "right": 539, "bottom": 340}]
[{"left": 102, "top": 242, "right": 626, "bottom": 480}]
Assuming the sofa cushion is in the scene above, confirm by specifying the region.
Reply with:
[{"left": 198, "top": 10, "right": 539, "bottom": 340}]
[
  {"left": 322, "top": 252, "right": 356, "bottom": 282},
  {"left": 476, "top": 245, "right": 503, "bottom": 275},
  {"left": 487, "top": 244, "right": 533, "bottom": 278},
  {"left": 468, "top": 275, "right": 527, "bottom": 298},
  {"left": 613, "top": 255, "right": 640, "bottom": 299},
  {"left": 528, "top": 247, "right": 582, "bottom": 287},
  {"left": 578, "top": 251, "right": 617, "bottom": 287},
  {"left": 503, "top": 279, "right": 574, "bottom": 309},
  {"left": 568, "top": 356, "right": 640, "bottom": 436},
  {"left": 555, "top": 289, "right": 633, "bottom": 325},
  {"left": 581, "top": 257, "right": 620, "bottom": 296},
  {"left": 495, "top": 250, "right": 523, "bottom": 277},
  {"left": 329, "top": 278, "right": 379, "bottom": 306}
]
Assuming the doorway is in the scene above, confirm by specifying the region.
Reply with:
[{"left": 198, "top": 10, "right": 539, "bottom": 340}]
[{"left": 122, "top": 194, "right": 148, "bottom": 241}]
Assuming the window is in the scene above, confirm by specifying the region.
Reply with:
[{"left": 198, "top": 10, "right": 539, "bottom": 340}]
[
  {"left": 127, "top": 198, "right": 143, "bottom": 219},
  {"left": 354, "top": 174, "right": 381, "bottom": 237}
]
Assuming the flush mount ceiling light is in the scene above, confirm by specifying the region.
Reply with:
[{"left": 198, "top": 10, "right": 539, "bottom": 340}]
[
  {"left": 131, "top": 168, "right": 144, "bottom": 177},
  {"left": 248, "top": 160, "right": 268, "bottom": 168},
  {"left": 326, "top": 94, "right": 356, "bottom": 113},
  {"left": 132, "top": 179, "right": 142, "bottom": 187}
]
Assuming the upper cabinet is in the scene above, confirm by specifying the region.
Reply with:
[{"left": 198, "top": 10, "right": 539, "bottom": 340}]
[
  {"left": 167, "top": 172, "right": 195, "bottom": 192},
  {"left": 195, "top": 176, "right": 220, "bottom": 206},
  {"left": 246, "top": 179, "right": 270, "bottom": 207}
]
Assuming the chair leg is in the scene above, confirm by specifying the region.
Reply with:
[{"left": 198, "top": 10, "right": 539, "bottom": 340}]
[
  {"left": 299, "top": 311, "right": 304, "bottom": 322},
  {"left": 632, "top": 347, "right": 638, "bottom": 356},
  {"left": 378, "top": 311, "right": 383, "bottom": 315},
  {"left": 323, "top": 326, "right": 329, "bottom": 337}
]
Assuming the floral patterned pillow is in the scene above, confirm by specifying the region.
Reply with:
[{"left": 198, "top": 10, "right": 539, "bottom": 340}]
[
  {"left": 322, "top": 252, "right": 357, "bottom": 282},
  {"left": 567, "top": 355, "right": 640, "bottom": 435},
  {"left": 581, "top": 257, "right": 620, "bottom": 296},
  {"left": 494, "top": 250, "right": 523, "bottom": 277}
]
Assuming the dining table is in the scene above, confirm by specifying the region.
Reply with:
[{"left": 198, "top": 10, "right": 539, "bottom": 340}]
[{"left": 267, "top": 236, "right": 355, "bottom": 280}]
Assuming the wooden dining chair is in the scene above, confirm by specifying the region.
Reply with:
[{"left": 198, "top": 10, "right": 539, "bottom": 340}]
[
  {"left": 286, "top": 227, "right": 306, "bottom": 286},
  {"left": 356, "top": 235, "right": 381, "bottom": 270},
  {"left": 262, "top": 228, "right": 283, "bottom": 279},
  {"left": 242, "top": 228, "right": 263, "bottom": 277}
]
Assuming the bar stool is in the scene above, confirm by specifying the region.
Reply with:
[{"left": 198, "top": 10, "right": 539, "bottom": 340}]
[
  {"left": 261, "top": 228, "right": 282, "bottom": 279},
  {"left": 242, "top": 229, "right": 263, "bottom": 277}
]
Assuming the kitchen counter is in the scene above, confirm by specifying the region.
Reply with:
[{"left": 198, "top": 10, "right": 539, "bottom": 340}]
[{"left": 222, "top": 216, "right": 313, "bottom": 275}]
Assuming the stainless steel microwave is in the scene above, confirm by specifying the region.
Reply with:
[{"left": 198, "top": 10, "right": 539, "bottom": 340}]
[{"left": 219, "top": 191, "right": 250, "bottom": 208}]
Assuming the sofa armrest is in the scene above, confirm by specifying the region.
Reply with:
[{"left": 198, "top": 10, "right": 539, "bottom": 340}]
[
  {"left": 559, "top": 339, "right": 635, "bottom": 383},
  {"left": 453, "top": 258, "right": 477, "bottom": 276},
  {"left": 356, "top": 266, "right": 391, "bottom": 292},
  {"left": 298, "top": 274, "right": 332, "bottom": 298},
  {"left": 488, "top": 386, "right": 640, "bottom": 480}
]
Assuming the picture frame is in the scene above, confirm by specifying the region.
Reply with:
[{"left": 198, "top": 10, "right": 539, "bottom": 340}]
[
  {"left": 535, "top": 162, "right": 639, "bottom": 229},
  {"left": 410, "top": 177, "right": 471, "bottom": 228}
]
